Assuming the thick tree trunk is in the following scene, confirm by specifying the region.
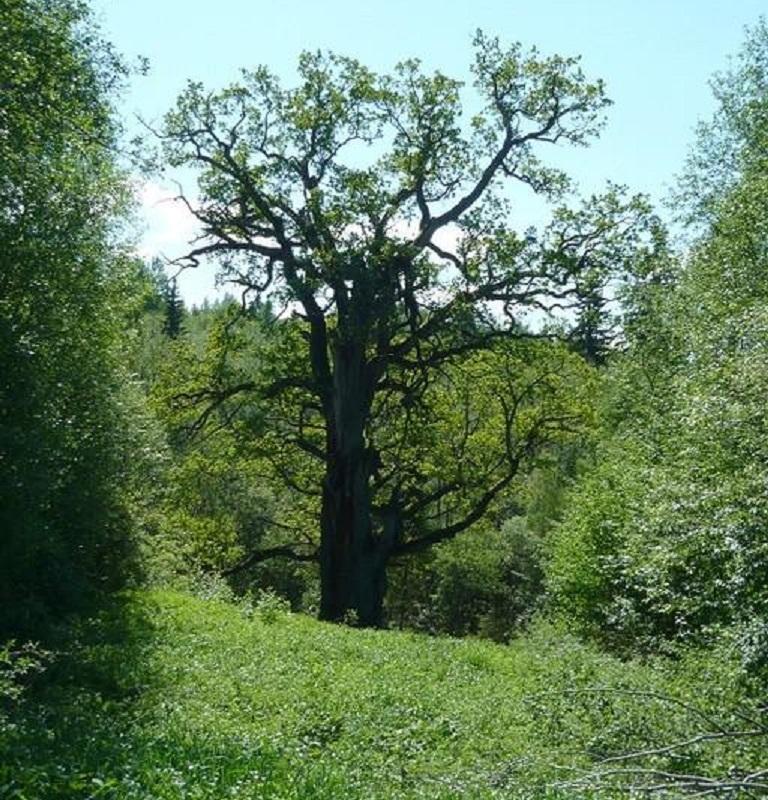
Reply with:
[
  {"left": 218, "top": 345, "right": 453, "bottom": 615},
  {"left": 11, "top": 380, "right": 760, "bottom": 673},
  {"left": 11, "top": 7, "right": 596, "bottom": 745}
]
[
  {"left": 318, "top": 345, "right": 387, "bottom": 627},
  {"left": 318, "top": 474, "right": 387, "bottom": 626}
]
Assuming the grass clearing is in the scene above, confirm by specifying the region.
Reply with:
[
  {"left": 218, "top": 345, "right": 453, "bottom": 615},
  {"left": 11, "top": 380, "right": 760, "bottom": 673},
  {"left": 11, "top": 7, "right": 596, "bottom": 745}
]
[{"left": 1, "top": 591, "right": 762, "bottom": 799}]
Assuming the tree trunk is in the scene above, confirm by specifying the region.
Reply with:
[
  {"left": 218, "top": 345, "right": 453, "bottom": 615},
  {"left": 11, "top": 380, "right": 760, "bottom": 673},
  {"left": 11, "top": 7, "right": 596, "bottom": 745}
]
[
  {"left": 318, "top": 495, "right": 387, "bottom": 627},
  {"left": 318, "top": 345, "right": 387, "bottom": 627}
]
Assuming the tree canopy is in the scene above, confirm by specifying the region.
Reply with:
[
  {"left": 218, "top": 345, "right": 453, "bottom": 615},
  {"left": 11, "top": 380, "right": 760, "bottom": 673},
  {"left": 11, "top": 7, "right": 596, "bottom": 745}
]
[
  {"left": 0, "top": 0, "right": 147, "bottom": 634},
  {"left": 157, "top": 34, "right": 658, "bottom": 625},
  {"left": 548, "top": 19, "right": 768, "bottom": 669}
]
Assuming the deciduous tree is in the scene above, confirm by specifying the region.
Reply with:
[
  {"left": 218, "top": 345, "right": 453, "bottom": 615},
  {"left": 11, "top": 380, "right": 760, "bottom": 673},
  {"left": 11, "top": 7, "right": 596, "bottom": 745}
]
[
  {"left": 160, "top": 35, "right": 655, "bottom": 625},
  {"left": 0, "top": 0, "right": 146, "bottom": 633}
]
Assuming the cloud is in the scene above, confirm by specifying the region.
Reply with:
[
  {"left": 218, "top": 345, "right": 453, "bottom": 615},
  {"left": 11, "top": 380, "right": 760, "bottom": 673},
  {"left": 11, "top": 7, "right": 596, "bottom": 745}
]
[
  {"left": 133, "top": 180, "right": 225, "bottom": 307},
  {"left": 135, "top": 180, "right": 200, "bottom": 261},
  {"left": 387, "top": 217, "right": 465, "bottom": 257}
]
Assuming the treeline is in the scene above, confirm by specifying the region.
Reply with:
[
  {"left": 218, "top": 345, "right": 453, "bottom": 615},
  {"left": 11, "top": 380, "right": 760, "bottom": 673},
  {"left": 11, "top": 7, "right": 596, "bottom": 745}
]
[
  {"left": 0, "top": 0, "right": 155, "bottom": 633},
  {"left": 549, "top": 21, "right": 768, "bottom": 672},
  {"left": 3, "top": 0, "right": 768, "bottom": 681}
]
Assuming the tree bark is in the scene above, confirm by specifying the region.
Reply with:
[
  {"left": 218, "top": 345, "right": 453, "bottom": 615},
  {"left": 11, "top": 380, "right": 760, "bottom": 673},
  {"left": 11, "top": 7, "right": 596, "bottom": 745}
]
[{"left": 318, "top": 343, "right": 387, "bottom": 627}]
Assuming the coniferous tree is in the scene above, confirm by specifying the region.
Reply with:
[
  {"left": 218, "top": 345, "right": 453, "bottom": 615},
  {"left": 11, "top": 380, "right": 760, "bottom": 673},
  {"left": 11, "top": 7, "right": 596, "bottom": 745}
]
[{"left": 162, "top": 278, "right": 186, "bottom": 339}]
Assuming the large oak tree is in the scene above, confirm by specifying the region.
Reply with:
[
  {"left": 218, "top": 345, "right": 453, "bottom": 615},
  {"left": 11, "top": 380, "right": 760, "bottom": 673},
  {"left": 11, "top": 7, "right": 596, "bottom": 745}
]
[{"left": 160, "top": 34, "right": 654, "bottom": 625}]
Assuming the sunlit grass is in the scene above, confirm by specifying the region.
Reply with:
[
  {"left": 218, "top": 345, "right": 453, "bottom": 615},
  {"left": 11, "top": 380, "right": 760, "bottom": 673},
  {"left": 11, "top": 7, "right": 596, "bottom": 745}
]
[{"left": 0, "top": 590, "right": 760, "bottom": 799}]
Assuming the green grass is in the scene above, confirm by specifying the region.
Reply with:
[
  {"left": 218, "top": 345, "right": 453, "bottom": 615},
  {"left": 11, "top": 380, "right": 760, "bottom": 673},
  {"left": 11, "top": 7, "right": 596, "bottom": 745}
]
[{"left": 1, "top": 590, "right": 763, "bottom": 799}]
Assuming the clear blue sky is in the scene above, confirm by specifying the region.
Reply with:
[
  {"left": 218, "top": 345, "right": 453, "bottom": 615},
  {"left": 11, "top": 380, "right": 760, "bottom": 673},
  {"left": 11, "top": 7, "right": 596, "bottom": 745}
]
[{"left": 91, "top": 0, "right": 766, "bottom": 304}]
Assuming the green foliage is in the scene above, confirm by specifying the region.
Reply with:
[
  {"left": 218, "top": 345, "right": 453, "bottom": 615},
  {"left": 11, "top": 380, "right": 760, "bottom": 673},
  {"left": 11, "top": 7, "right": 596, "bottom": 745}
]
[
  {"left": 674, "top": 16, "right": 768, "bottom": 227},
  {"left": 548, "top": 21, "right": 768, "bottom": 667},
  {"left": 388, "top": 520, "right": 544, "bottom": 641},
  {"left": 0, "top": 641, "right": 50, "bottom": 713},
  {"left": 2, "top": 591, "right": 765, "bottom": 799},
  {"left": 162, "top": 278, "right": 186, "bottom": 339},
  {"left": 136, "top": 302, "right": 308, "bottom": 594},
  {"left": 252, "top": 588, "right": 292, "bottom": 624},
  {"left": 386, "top": 447, "right": 579, "bottom": 641},
  {"left": 0, "top": 0, "right": 154, "bottom": 635},
  {"left": 4, "top": 9, "right": 768, "bottom": 797},
  {"left": 549, "top": 213, "right": 768, "bottom": 658},
  {"left": 151, "top": 302, "right": 596, "bottom": 627},
  {"left": 153, "top": 30, "right": 660, "bottom": 625}
]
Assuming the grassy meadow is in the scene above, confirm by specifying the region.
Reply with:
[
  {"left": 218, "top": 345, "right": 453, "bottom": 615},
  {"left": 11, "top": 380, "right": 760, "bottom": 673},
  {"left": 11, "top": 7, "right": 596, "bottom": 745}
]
[{"left": 2, "top": 590, "right": 764, "bottom": 799}]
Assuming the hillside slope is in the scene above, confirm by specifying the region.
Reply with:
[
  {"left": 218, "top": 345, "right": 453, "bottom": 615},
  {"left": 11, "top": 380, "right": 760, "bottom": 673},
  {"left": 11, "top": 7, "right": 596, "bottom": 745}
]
[{"left": 1, "top": 590, "right": 763, "bottom": 799}]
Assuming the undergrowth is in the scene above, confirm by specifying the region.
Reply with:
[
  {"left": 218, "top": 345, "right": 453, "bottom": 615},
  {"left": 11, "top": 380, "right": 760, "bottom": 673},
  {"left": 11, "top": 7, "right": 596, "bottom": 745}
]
[{"left": 0, "top": 590, "right": 763, "bottom": 799}]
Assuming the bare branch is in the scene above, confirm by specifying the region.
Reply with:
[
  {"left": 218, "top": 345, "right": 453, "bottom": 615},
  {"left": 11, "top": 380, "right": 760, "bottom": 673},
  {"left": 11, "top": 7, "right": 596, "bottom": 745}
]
[{"left": 222, "top": 545, "right": 318, "bottom": 576}]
